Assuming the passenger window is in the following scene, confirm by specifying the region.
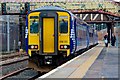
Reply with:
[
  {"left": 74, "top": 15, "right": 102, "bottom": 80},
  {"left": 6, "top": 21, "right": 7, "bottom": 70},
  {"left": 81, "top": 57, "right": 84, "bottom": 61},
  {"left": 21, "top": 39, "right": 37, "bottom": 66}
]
[
  {"left": 59, "top": 19, "right": 68, "bottom": 33},
  {"left": 30, "top": 19, "right": 39, "bottom": 33}
]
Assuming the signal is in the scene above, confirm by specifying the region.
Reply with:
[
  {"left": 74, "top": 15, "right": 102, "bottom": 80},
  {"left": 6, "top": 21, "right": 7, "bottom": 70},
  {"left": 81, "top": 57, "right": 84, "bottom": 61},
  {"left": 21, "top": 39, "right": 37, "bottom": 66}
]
[
  {"left": 25, "top": 2, "right": 30, "bottom": 14},
  {"left": 20, "top": 4, "right": 25, "bottom": 14},
  {"left": 1, "top": 3, "right": 7, "bottom": 14}
]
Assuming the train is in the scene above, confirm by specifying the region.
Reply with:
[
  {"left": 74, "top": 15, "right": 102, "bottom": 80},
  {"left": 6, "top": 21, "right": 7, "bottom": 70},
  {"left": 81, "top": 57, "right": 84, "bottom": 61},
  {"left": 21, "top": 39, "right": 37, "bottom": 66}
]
[{"left": 25, "top": 6, "right": 98, "bottom": 66}]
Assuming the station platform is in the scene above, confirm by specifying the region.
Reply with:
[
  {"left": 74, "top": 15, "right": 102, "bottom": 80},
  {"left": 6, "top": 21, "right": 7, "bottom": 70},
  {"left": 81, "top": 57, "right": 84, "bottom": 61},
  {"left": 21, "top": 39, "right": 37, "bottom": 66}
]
[{"left": 38, "top": 42, "right": 119, "bottom": 79}]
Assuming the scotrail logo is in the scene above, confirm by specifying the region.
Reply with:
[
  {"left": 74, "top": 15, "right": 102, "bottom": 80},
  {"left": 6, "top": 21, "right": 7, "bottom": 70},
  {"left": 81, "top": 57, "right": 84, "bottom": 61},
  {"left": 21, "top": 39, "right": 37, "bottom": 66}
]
[
  {"left": 25, "top": 26, "right": 28, "bottom": 38},
  {"left": 70, "top": 28, "right": 75, "bottom": 40},
  {"left": 70, "top": 24, "right": 76, "bottom": 54}
]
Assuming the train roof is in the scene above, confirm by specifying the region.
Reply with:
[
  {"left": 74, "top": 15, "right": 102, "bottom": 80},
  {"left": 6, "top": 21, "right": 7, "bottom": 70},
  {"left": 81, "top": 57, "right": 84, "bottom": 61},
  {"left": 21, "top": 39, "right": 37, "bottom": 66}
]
[
  {"left": 32, "top": 6, "right": 74, "bottom": 18},
  {"left": 31, "top": 6, "right": 90, "bottom": 27},
  {"left": 32, "top": 6, "right": 69, "bottom": 12},
  {"left": 32, "top": 6, "right": 75, "bottom": 17}
]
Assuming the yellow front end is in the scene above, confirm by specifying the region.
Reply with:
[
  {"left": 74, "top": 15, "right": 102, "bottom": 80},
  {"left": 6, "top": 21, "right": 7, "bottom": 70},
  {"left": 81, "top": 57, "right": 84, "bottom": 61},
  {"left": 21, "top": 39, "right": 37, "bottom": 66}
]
[
  {"left": 28, "top": 11, "right": 71, "bottom": 57},
  {"left": 57, "top": 12, "right": 70, "bottom": 57},
  {"left": 28, "top": 12, "right": 40, "bottom": 57}
]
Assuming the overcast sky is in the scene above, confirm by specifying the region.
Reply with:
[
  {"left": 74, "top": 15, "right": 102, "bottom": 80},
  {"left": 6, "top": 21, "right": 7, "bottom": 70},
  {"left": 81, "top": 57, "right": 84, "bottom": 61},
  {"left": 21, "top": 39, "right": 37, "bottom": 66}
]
[{"left": 113, "top": 0, "right": 120, "bottom": 2}]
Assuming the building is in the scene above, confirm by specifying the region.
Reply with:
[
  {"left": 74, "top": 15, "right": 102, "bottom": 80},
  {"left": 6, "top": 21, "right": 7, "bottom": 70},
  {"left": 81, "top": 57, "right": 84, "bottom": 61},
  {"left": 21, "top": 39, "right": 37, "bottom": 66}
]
[{"left": 0, "top": 15, "right": 19, "bottom": 52}]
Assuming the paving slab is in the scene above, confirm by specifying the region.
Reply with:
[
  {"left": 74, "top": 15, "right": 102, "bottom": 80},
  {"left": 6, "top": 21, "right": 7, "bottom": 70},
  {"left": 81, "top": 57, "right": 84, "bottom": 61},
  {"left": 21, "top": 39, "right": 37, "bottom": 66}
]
[
  {"left": 84, "top": 46, "right": 119, "bottom": 78},
  {"left": 38, "top": 43, "right": 104, "bottom": 79}
]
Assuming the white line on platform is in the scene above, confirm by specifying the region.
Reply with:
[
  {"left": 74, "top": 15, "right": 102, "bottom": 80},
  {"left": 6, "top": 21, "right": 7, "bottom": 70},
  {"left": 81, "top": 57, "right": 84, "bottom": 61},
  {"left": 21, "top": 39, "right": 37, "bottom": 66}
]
[
  {"left": 39, "top": 46, "right": 96, "bottom": 79},
  {"left": 39, "top": 68, "right": 58, "bottom": 78}
]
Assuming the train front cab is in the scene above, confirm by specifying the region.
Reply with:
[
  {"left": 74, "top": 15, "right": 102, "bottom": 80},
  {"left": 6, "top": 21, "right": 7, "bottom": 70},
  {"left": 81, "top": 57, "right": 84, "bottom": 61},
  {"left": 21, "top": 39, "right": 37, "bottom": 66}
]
[{"left": 28, "top": 11, "right": 71, "bottom": 65}]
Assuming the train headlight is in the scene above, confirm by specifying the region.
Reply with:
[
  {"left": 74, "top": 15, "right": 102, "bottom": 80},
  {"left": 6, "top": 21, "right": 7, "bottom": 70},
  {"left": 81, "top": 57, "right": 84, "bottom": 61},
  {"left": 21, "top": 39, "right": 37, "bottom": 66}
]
[
  {"left": 64, "top": 45, "right": 67, "bottom": 49},
  {"left": 31, "top": 45, "right": 34, "bottom": 49}
]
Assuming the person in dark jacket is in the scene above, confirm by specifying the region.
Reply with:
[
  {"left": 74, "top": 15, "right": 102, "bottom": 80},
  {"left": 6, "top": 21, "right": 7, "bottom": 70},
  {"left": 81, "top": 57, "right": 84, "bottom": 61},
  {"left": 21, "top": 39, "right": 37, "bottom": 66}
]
[
  {"left": 111, "top": 33, "right": 116, "bottom": 46},
  {"left": 104, "top": 33, "right": 108, "bottom": 47}
]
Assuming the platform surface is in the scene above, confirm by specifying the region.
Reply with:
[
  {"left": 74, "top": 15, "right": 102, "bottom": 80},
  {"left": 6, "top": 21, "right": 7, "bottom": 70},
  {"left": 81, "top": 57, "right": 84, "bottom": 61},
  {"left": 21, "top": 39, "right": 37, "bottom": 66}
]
[
  {"left": 38, "top": 43, "right": 119, "bottom": 79},
  {"left": 84, "top": 46, "right": 119, "bottom": 78}
]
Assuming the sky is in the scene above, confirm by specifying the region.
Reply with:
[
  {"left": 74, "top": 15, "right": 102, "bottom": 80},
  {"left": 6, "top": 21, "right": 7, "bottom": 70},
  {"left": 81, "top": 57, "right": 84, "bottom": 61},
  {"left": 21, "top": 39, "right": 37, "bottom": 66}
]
[{"left": 113, "top": 0, "right": 120, "bottom": 2}]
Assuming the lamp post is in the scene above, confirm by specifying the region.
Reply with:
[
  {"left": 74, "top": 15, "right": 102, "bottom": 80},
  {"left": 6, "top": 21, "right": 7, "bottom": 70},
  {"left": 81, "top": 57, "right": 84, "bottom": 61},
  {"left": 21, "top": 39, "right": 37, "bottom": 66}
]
[
  {"left": 101, "top": 23, "right": 104, "bottom": 30},
  {"left": 7, "top": 15, "right": 10, "bottom": 52},
  {"left": 116, "top": 22, "right": 119, "bottom": 48}
]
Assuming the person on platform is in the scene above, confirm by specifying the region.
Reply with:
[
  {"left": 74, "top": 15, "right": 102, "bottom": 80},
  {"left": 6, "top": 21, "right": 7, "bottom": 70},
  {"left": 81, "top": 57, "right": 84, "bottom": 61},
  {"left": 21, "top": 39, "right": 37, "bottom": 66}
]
[
  {"left": 104, "top": 33, "right": 108, "bottom": 47},
  {"left": 111, "top": 33, "right": 116, "bottom": 46}
]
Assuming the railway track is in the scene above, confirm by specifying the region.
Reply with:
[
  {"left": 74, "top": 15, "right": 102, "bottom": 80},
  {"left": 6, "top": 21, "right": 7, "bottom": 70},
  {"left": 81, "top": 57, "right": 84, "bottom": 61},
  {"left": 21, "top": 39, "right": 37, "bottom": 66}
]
[
  {"left": 0, "top": 67, "right": 29, "bottom": 80},
  {"left": 1, "top": 67, "right": 47, "bottom": 80},
  {"left": 0, "top": 56, "right": 50, "bottom": 80},
  {"left": 0, "top": 56, "right": 29, "bottom": 79},
  {"left": 0, "top": 52, "right": 27, "bottom": 61},
  {"left": 1, "top": 60, "right": 55, "bottom": 80},
  {"left": 0, "top": 53, "right": 55, "bottom": 79},
  {"left": 0, "top": 56, "right": 28, "bottom": 66}
]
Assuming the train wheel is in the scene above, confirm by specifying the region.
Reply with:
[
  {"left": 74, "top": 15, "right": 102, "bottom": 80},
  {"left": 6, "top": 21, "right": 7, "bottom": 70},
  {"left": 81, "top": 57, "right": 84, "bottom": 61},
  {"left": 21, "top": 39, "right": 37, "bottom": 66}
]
[
  {"left": 55, "top": 58, "right": 60, "bottom": 66},
  {"left": 55, "top": 55, "right": 64, "bottom": 66},
  {"left": 37, "top": 58, "right": 44, "bottom": 67}
]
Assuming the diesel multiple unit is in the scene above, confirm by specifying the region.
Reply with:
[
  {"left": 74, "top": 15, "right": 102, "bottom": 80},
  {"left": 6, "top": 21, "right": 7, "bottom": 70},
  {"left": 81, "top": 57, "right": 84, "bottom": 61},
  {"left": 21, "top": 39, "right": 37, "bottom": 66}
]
[{"left": 25, "top": 6, "right": 98, "bottom": 66}]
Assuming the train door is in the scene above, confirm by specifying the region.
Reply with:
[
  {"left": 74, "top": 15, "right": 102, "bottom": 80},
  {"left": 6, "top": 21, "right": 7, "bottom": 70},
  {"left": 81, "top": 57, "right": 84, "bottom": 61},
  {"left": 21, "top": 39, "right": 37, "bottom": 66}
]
[
  {"left": 40, "top": 12, "right": 58, "bottom": 54},
  {"left": 43, "top": 18, "right": 54, "bottom": 53}
]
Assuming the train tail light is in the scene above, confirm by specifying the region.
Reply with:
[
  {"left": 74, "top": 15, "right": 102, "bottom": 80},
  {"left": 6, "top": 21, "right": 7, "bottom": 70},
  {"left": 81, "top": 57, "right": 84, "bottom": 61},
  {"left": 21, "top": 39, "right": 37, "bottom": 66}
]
[
  {"left": 60, "top": 45, "right": 64, "bottom": 49},
  {"left": 34, "top": 45, "right": 38, "bottom": 49}
]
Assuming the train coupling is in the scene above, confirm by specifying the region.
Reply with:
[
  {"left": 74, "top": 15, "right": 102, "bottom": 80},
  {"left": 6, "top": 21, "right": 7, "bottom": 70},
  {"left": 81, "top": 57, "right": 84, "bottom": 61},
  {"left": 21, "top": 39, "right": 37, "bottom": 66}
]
[{"left": 44, "top": 56, "right": 52, "bottom": 65}]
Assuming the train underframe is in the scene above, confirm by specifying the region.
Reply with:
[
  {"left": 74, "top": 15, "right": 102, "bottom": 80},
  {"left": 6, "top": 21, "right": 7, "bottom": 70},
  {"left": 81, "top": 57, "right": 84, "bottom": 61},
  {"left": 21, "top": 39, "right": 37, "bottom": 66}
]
[
  {"left": 28, "top": 43, "right": 98, "bottom": 72},
  {"left": 28, "top": 51, "right": 67, "bottom": 68}
]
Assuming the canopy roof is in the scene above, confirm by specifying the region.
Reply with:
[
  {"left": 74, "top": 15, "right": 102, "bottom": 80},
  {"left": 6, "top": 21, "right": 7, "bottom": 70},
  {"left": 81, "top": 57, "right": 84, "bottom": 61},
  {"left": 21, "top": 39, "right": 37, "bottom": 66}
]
[{"left": 0, "top": 0, "right": 119, "bottom": 3}]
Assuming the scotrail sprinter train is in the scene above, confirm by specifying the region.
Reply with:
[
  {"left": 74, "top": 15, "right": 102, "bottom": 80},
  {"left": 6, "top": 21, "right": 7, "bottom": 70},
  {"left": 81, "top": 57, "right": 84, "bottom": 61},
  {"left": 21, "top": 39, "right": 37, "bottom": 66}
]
[{"left": 25, "top": 6, "right": 98, "bottom": 66}]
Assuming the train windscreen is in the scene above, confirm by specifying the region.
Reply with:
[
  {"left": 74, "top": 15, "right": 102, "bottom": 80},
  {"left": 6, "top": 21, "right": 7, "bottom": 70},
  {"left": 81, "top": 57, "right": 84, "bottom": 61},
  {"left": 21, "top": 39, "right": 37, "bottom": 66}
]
[
  {"left": 59, "top": 19, "right": 68, "bottom": 33},
  {"left": 30, "top": 16, "right": 39, "bottom": 33}
]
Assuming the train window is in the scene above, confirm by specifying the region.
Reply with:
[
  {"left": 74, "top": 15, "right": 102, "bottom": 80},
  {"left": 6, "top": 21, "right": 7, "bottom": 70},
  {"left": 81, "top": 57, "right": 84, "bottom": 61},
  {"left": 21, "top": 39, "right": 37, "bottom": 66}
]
[
  {"left": 59, "top": 19, "right": 68, "bottom": 33},
  {"left": 30, "top": 16, "right": 38, "bottom": 19},
  {"left": 30, "top": 19, "right": 39, "bottom": 33}
]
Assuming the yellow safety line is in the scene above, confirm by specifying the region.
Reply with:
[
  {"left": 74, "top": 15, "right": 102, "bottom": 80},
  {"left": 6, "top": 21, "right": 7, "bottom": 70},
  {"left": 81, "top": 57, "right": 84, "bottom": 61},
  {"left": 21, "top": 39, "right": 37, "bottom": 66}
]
[{"left": 68, "top": 44, "right": 104, "bottom": 78}]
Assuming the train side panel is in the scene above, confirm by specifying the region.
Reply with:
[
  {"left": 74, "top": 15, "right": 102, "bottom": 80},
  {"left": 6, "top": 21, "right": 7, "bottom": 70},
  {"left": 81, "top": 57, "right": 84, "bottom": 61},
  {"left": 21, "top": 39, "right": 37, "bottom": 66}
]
[
  {"left": 28, "top": 12, "right": 40, "bottom": 56},
  {"left": 69, "top": 16, "right": 76, "bottom": 54},
  {"left": 75, "top": 23, "right": 88, "bottom": 51}
]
